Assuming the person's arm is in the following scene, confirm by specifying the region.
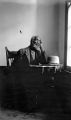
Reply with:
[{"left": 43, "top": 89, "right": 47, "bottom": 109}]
[
  {"left": 35, "top": 46, "right": 47, "bottom": 64},
  {"left": 17, "top": 48, "right": 27, "bottom": 59}
]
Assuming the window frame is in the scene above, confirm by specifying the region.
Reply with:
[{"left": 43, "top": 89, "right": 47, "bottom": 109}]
[{"left": 64, "top": 1, "right": 69, "bottom": 68}]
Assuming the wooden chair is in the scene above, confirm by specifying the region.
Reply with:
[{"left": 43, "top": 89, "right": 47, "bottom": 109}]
[{"left": 5, "top": 47, "right": 18, "bottom": 67}]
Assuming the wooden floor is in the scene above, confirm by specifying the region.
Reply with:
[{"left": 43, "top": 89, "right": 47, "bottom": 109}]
[
  {"left": 0, "top": 107, "right": 71, "bottom": 120},
  {"left": 0, "top": 67, "right": 71, "bottom": 119}
]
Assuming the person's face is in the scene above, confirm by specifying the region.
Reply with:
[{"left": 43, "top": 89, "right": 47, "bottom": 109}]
[{"left": 32, "top": 39, "right": 41, "bottom": 51}]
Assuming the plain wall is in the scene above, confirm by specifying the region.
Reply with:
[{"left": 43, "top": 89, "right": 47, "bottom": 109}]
[
  {"left": 0, "top": 0, "right": 66, "bottom": 65},
  {"left": 58, "top": 0, "right": 66, "bottom": 64},
  {"left": 0, "top": 2, "right": 37, "bottom": 65},
  {"left": 36, "top": 2, "right": 59, "bottom": 56}
]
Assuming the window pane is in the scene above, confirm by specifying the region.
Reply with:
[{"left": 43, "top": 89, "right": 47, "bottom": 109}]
[
  {"left": 68, "top": 7, "right": 71, "bottom": 27},
  {"left": 67, "top": 47, "right": 71, "bottom": 66},
  {"left": 67, "top": 4, "right": 71, "bottom": 66}
]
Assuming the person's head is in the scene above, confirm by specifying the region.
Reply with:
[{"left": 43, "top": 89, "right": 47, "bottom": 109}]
[{"left": 30, "top": 36, "right": 42, "bottom": 50}]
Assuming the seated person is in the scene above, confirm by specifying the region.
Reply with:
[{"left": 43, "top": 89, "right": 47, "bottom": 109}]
[{"left": 17, "top": 36, "right": 47, "bottom": 66}]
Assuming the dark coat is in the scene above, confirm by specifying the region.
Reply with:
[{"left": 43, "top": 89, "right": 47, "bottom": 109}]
[{"left": 17, "top": 46, "right": 47, "bottom": 65}]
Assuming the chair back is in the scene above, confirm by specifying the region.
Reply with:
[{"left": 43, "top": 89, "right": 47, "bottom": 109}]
[{"left": 5, "top": 47, "right": 17, "bottom": 67}]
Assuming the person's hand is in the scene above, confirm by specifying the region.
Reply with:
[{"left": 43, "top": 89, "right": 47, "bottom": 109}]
[{"left": 33, "top": 44, "right": 41, "bottom": 53}]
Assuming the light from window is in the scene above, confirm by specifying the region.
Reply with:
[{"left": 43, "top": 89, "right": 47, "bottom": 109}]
[{"left": 67, "top": 5, "right": 71, "bottom": 66}]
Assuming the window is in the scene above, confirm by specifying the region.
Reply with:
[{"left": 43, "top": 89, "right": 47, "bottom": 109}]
[{"left": 65, "top": 2, "right": 71, "bottom": 67}]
